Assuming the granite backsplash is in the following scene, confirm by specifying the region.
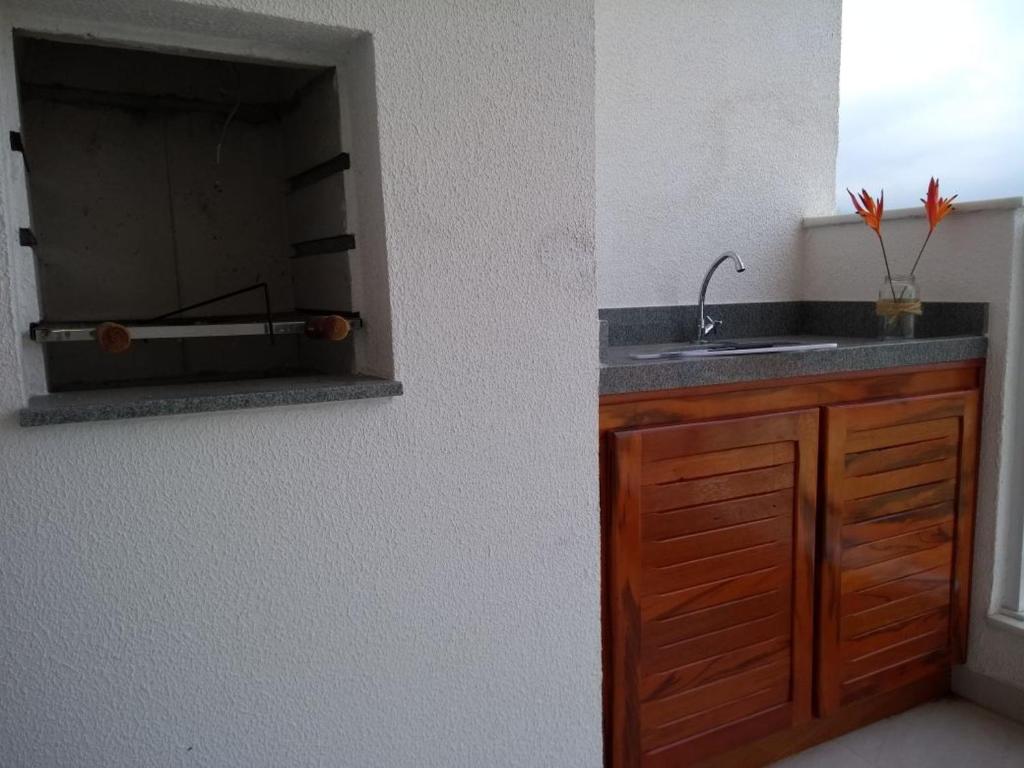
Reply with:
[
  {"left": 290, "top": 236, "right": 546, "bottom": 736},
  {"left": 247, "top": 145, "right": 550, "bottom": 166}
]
[{"left": 599, "top": 301, "right": 987, "bottom": 349}]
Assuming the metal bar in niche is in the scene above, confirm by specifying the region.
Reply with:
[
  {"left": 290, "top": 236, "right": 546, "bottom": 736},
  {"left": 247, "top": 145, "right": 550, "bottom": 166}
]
[
  {"left": 31, "top": 317, "right": 363, "bottom": 342},
  {"left": 28, "top": 276, "right": 362, "bottom": 352},
  {"left": 287, "top": 153, "right": 350, "bottom": 193},
  {"left": 294, "top": 308, "right": 361, "bottom": 318},
  {"left": 291, "top": 234, "right": 356, "bottom": 258},
  {"left": 30, "top": 314, "right": 363, "bottom": 354}
]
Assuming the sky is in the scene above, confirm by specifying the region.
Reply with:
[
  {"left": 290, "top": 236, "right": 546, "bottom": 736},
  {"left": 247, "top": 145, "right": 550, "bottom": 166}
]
[{"left": 837, "top": 0, "right": 1024, "bottom": 212}]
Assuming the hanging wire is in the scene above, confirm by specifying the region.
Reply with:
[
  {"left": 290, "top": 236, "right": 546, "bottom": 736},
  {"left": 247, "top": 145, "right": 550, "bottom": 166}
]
[{"left": 215, "top": 63, "right": 242, "bottom": 165}]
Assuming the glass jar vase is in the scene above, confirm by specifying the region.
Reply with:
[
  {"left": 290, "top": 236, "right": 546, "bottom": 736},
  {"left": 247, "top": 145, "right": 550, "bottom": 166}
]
[{"left": 876, "top": 274, "right": 921, "bottom": 339}]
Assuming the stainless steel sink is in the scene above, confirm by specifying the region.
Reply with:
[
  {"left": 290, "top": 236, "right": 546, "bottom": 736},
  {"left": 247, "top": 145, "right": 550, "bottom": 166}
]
[{"left": 629, "top": 341, "right": 839, "bottom": 360}]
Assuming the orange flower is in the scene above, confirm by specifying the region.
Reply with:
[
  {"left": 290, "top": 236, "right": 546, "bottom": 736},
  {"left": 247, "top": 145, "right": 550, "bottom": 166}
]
[
  {"left": 921, "top": 177, "right": 957, "bottom": 232},
  {"left": 848, "top": 188, "right": 884, "bottom": 235}
]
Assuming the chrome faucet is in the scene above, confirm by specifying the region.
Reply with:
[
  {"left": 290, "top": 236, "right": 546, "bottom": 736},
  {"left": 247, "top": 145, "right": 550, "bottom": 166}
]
[{"left": 696, "top": 251, "right": 746, "bottom": 342}]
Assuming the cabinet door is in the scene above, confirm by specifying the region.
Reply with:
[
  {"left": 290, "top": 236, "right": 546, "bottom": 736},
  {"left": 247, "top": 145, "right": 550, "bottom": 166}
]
[
  {"left": 818, "top": 391, "right": 979, "bottom": 715},
  {"left": 608, "top": 410, "right": 818, "bottom": 768}
]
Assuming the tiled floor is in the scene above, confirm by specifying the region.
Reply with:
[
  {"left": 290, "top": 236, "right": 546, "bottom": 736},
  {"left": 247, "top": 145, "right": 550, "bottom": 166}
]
[{"left": 770, "top": 697, "right": 1024, "bottom": 767}]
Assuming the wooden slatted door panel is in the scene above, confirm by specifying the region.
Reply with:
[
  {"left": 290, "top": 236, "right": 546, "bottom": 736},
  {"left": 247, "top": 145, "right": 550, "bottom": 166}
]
[
  {"left": 609, "top": 410, "right": 818, "bottom": 768},
  {"left": 818, "top": 391, "right": 980, "bottom": 716}
]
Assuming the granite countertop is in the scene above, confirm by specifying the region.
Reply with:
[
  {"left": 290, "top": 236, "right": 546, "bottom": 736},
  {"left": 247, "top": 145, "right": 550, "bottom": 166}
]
[
  {"left": 600, "top": 334, "right": 987, "bottom": 396},
  {"left": 598, "top": 301, "right": 989, "bottom": 396}
]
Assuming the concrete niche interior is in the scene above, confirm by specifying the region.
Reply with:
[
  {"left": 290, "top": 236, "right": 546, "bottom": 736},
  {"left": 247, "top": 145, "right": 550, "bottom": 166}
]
[{"left": 16, "top": 34, "right": 357, "bottom": 390}]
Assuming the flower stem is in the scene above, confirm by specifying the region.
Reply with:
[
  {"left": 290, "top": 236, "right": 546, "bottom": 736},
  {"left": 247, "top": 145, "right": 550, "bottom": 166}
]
[
  {"left": 876, "top": 231, "right": 897, "bottom": 301},
  {"left": 909, "top": 229, "right": 933, "bottom": 277}
]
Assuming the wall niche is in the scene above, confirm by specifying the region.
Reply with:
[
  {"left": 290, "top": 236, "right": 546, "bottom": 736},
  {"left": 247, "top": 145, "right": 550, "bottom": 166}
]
[{"left": 16, "top": 34, "right": 364, "bottom": 391}]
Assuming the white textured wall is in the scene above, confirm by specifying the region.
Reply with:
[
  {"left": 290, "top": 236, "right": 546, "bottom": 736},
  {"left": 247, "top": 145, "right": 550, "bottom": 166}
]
[
  {"left": 803, "top": 199, "right": 1024, "bottom": 691},
  {"left": 596, "top": 0, "right": 842, "bottom": 308},
  {"left": 0, "top": 1, "right": 600, "bottom": 767}
]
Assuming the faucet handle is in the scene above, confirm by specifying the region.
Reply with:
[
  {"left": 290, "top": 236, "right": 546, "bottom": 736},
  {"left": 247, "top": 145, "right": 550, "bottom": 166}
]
[{"left": 700, "top": 314, "right": 723, "bottom": 338}]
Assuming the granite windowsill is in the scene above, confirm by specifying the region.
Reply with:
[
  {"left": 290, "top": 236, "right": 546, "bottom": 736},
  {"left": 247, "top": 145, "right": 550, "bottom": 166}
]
[{"left": 20, "top": 374, "right": 402, "bottom": 427}]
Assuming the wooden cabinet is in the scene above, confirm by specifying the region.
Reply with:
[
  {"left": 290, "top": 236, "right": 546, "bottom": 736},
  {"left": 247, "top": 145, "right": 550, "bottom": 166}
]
[
  {"left": 602, "top": 362, "right": 982, "bottom": 768},
  {"left": 817, "top": 391, "right": 979, "bottom": 715},
  {"left": 608, "top": 411, "right": 819, "bottom": 767}
]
